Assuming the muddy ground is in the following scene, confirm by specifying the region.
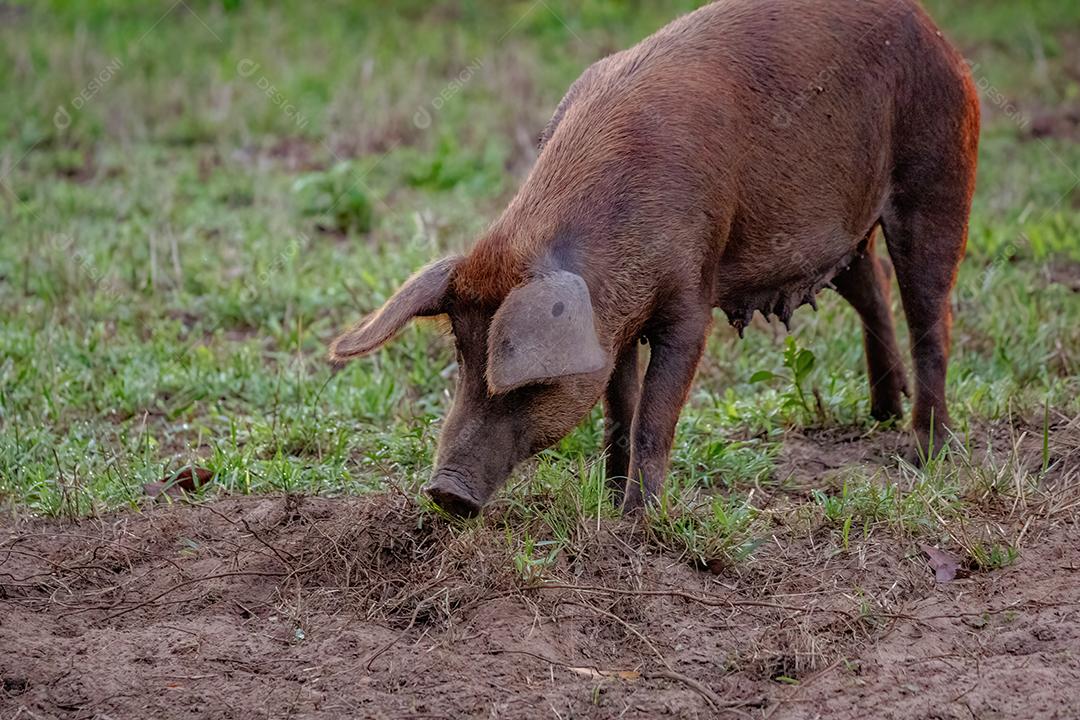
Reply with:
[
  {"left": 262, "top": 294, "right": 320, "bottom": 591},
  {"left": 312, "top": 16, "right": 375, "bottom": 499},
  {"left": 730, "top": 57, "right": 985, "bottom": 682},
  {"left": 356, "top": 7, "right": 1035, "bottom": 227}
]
[{"left": 2, "top": 428, "right": 1079, "bottom": 720}]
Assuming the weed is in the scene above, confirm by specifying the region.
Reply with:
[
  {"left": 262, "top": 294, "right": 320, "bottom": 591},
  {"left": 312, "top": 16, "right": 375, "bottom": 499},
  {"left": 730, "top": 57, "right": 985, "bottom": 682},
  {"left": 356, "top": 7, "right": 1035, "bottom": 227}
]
[
  {"left": 511, "top": 533, "right": 562, "bottom": 584},
  {"left": 969, "top": 542, "right": 1019, "bottom": 570},
  {"left": 750, "top": 337, "right": 821, "bottom": 425},
  {"left": 647, "top": 491, "right": 762, "bottom": 571},
  {"left": 292, "top": 162, "right": 375, "bottom": 234}
]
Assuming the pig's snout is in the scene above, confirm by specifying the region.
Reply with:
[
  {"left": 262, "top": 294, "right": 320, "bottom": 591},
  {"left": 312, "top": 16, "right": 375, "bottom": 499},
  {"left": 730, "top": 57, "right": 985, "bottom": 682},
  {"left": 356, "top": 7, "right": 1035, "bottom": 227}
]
[{"left": 424, "top": 468, "right": 485, "bottom": 517}]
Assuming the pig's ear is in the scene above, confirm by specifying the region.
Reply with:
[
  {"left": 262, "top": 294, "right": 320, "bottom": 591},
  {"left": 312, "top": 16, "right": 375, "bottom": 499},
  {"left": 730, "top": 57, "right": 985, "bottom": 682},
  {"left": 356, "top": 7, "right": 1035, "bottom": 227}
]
[
  {"left": 487, "top": 271, "right": 607, "bottom": 393},
  {"left": 329, "top": 256, "right": 459, "bottom": 365}
]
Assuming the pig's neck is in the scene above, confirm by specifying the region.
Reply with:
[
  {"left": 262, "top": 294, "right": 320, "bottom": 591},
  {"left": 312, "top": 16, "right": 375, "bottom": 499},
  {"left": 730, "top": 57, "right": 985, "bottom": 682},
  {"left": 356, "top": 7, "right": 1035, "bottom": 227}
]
[{"left": 479, "top": 195, "right": 652, "bottom": 351}]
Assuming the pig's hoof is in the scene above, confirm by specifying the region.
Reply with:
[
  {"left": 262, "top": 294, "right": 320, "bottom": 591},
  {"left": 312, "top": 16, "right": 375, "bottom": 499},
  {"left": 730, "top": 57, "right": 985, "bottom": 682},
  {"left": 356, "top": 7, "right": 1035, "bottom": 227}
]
[
  {"left": 900, "top": 434, "right": 951, "bottom": 468},
  {"left": 620, "top": 491, "right": 651, "bottom": 518},
  {"left": 423, "top": 476, "right": 482, "bottom": 518}
]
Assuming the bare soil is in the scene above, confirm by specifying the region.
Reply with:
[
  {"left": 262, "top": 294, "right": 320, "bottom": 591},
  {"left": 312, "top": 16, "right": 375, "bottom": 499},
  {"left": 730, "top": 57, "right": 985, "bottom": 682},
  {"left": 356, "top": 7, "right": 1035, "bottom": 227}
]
[{"left": 2, "top": 428, "right": 1079, "bottom": 720}]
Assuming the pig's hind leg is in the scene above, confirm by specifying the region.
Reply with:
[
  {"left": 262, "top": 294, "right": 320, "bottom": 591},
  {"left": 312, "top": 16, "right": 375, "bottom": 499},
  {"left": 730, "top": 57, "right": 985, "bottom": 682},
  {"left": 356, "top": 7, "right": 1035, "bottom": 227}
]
[
  {"left": 880, "top": 54, "right": 978, "bottom": 460},
  {"left": 881, "top": 185, "right": 973, "bottom": 460},
  {"left": 833, "top": 229, "right": 908, "bottom": 422},
  {"left": 603, "top": 342, "right": 641, "bottom": 503}
]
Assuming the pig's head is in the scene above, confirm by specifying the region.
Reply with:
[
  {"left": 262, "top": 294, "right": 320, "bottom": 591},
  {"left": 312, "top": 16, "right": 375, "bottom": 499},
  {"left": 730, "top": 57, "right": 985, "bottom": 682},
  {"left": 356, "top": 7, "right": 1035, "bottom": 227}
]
[{"left": 329, "top": 256, "right": 612, "bottom": 516}]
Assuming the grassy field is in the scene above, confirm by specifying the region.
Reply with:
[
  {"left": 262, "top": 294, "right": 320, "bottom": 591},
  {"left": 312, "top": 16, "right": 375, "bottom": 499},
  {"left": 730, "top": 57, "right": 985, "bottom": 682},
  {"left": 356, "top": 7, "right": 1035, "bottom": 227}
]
[
  {"left": 2, "top": 1, "right": 1080, "bottom": 717},
  {"left": 1, "top": 0, "right": 1077, "bottom": 539}
]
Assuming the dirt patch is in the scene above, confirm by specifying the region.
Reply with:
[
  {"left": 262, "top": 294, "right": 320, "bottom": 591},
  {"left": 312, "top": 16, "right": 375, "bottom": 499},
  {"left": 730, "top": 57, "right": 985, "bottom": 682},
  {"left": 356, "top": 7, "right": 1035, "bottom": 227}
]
[
  {"left": 262, "top": 136, "right": 328, "bottom": 173},
  {"left": 1027, "top": 107, "right": 1080, "bottom": 141},
  {"left": 773, "top": 426, "right": 908, "bottom": 491},
  {"left": 776, "top": 414, "right": 1079, "bottom": 486},
  {"left": 1044, "top": 259, "right": 1080, "bottom": 293},
  {"left": 775, "top": 527, "right": 1080, "bottom": 720},
  {"left": 2, "top": 427, "right": 1079, "bottom": 719},
  {"left": 3, "top": 494, "right": 780, "bottom": 719}
]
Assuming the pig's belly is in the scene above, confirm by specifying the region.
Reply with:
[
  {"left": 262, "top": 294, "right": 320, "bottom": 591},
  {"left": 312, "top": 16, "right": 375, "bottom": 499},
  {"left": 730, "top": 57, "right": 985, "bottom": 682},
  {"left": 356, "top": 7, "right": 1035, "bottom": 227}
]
[{"left": 712, "top": 229, "right": 869, "bottom": 336}]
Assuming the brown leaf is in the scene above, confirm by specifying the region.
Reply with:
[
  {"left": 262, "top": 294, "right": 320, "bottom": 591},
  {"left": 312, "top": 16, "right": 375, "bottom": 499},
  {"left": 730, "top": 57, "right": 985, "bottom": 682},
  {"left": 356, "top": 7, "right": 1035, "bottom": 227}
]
[
  {"left": 144, "top": 466, "right": 214, "bottom": 499},
  {"left": 704, "top": 558, "right": 727, "bottom": 575},
  {"left": 920, "top": 543, "right": 962, "bottom": 583}
]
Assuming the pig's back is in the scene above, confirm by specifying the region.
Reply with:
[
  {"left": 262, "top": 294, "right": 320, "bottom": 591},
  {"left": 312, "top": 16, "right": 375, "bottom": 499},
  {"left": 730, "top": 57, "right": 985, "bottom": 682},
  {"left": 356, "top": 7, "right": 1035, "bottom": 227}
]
[{"left": 510, "top": 0, "right": 976, "bottom": 339}]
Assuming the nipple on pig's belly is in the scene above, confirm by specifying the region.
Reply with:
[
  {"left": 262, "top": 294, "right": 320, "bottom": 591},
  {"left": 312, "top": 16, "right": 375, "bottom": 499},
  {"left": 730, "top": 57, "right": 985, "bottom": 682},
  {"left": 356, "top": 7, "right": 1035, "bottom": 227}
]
[{"left": 718, "top": 248, "right": 860, "bottom": 338}]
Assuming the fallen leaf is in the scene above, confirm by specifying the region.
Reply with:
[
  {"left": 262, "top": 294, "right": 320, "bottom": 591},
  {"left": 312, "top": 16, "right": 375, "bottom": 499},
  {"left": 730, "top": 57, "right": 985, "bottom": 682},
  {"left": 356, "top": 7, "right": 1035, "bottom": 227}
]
[
  {"left": 920, "top": 543, "right": 962, "bottom": 583},
  {"left": 568, "top": 667, "right": 641, "bottom": 681},
  {"left": 704, "top": 558, "right": 727, "bottom": 575},
  {"left": 144, "top": 466, "right": 214, "bottom": 500}
]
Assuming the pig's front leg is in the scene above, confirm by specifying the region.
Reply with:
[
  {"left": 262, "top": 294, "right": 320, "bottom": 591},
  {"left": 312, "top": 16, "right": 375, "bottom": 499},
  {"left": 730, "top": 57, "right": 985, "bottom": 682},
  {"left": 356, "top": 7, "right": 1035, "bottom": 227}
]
[
  {"left": 603, "top": 342, "right": 641, "bottom": 503},
  {"left": 623, "top": 308, "right": 710, "bottom": 511}
]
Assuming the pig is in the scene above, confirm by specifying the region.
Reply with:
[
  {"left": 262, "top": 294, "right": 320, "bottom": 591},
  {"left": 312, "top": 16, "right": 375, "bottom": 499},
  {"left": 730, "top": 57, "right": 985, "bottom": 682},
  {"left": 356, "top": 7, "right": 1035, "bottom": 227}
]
[{"left": 329, "top": 0, "right": 980, "bottom": 516}]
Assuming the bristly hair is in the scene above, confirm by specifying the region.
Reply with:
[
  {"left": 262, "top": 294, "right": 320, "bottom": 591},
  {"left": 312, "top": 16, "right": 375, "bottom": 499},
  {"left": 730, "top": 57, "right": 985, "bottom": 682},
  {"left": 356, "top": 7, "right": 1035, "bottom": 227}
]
[
  {"left": 419, "top": 314, "right": 454, "bottom": 337},
  {"left": 451, "top": 234, "right": 526, "bottom": 305}
]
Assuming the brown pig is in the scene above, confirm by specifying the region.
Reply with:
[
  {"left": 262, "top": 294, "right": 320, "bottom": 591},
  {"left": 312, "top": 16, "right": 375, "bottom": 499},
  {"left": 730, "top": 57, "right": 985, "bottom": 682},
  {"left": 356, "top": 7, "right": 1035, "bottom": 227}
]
[{"left": 330, "top": 0, "right": 980, "bottom": 516}]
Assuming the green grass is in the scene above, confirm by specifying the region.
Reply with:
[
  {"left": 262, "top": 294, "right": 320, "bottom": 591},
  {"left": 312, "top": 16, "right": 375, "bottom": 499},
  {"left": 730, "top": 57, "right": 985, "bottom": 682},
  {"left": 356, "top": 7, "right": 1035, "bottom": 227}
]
[{"left": 1, "top": 0, "right": 1078, "bottom": 576}]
